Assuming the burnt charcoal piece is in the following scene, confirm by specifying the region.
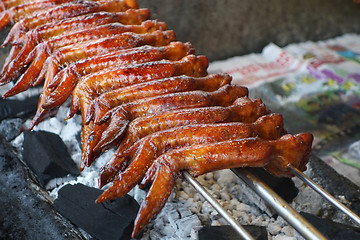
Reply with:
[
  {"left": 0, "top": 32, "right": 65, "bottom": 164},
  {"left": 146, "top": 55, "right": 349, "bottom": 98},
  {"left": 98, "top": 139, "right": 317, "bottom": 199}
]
[
  {"left": 0, "top": 95, "right": 39, "bottom": 121},
  {"left": 54, "top": 183, "right": 139, "bottom": 240},
  {"left": 308, "top": 154, "right": 360, "bottom": 216},
  {"left": 0, "top": 135, "right": 85, "bottom": 239},
  {"left": 0, "top": 118, "right": 23, "bottom": 141},
  {"left": 249, "top": 168, "right": 299, "bottom": 203},
  {"left": 301, "top": 212, "right": 360, "bottom": 240},
  {"left": 22, "top": 130, "right": 80, "bottom": 187},
  {"left": 198, "top": 225, "right": 268, "bottom": 240}
]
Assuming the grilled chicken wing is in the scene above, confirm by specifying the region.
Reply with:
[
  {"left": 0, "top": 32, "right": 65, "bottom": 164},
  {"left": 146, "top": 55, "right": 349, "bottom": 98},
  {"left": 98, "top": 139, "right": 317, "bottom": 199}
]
[
  {"left": 68, "top": 54, "right": 208, "bottom": 124},
  {"left": 2, "top": 20, "right": 167, "bottom": 96},
  {"left": 0, "top": 0, "right": 73, "bottom": 30},
  {"left": 2, "top": 0, "right": 138, "bottom": 46},
  {"left": 0, "top": 9, "right": 149, "bottom": 77},
  {"left": 29, "top": 38, "right": 195, "bottom": 128},
  {"left": 44, "top": 42, "right": 194, "bottom": 116},
  {"left": 128, "top": 133, "right": 313, "bottom": 238},
  {"left": 0, "top": 1, "right": 315, "bottom": 237},
  {"left": 97, "top": 114, "right": 283, "bottom": 197},
  {"left": 87, "top": 73, "right": 231, "bottom": 124},
  {"left": 99, "top": 96, "right": 270, "bottom": 186},
  {"left": 0, "top": 0, "right": 52, "bottom": 9},
  {"left": 15, "top": 8, "right": 149, "bottom": 46},
  {"left": 82, "top": 85, "right": 248, "bottom": 169}
]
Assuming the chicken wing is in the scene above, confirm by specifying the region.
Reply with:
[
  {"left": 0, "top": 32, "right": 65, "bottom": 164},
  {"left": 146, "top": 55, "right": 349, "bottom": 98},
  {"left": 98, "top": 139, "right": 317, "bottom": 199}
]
[
  {"left": 99, "top": 97, "right": 270, "bottom": 186},
  {"left": 2, "top": 0, "right": 138, "bottom": 46},
  {"left": 83, "top": 85, "right": 248, "bottom": 168},
  {"left": 0, "top": 0, "right": 51, "bottom": 9},
  {"left": 68, "top": 54, "right": 208, "bottom": 124},
  {"left": 97, "top": 114, "right": 283, "bottom": 198},
  {"left": 0, "top": 0, "right": 73, "bottom": 31},
  {"left": 87, "top": 73, "right": 231, "bottom": 124},
  {"left": 2, "top": 20, "right": 167, "bottom": 96},
  {"left": 29, "top": 38, "right": 196, "bottom": 129},
  {"left": 0, "top": 9, "right": 149, "bottom": 77},
  {"left": 128, "top": 133, "right": 313, "bottom": 238}
]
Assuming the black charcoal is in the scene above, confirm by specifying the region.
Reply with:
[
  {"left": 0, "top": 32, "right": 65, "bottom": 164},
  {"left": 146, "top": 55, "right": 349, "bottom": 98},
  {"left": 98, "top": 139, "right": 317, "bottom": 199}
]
[
  {"left": 54, "top": 183, "right": 139, "bottom": 240},
  {"left": 301, "top": 212, "right": 360, "bottom": 240},
  {"left": 0, "top": 135, "right": 85, "bottom": 240},
  {"left": 0, "top": 95, "right": 39, "bottom": 121},
  {"left": 249, "top": 168, "right": 299, "bottom": 203},
  {"left": 198, "top": 225, "right": 268, "bottom": 240},
  {"left": 0, "top": 118, "right": 23, "bottom": 141},
  {"left": 22, "top": 130, "right": 80, "bottom": 187},
  {"left": 307, "top": 155, "right": 360, "bottom": 216}
]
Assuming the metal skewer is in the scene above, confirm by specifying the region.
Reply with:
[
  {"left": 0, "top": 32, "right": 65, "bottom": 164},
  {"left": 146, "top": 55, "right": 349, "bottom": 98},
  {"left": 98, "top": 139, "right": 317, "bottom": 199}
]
[
  {"left": 183, "top": 171, "right": 256, "bottom": 240},
  {"left": 232, "top": 168, "right": 327, "bottom": 240},
  {"left": 288, "top": 164, "right": 360, "bottom": 226}
]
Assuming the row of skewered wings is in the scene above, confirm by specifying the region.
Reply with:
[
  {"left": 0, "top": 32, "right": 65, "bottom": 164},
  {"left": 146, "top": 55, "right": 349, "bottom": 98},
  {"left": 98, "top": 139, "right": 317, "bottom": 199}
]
[{"left": 0, "top": 0, "right": 314, "bottom": 237}]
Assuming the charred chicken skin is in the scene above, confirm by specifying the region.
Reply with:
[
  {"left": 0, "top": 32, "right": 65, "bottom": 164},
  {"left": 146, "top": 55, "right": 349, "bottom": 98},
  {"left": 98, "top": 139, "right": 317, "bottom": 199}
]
[{"left": 0, "top": 0, "right": 314, "bottom": 238}]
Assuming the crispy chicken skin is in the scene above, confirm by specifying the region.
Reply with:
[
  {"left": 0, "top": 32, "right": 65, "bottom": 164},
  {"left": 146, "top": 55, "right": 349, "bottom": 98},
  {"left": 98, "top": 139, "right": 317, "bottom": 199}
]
[
  {"left": 1, "top": 0, "right": 63, "bottom": 9},
  {"left": 0, "top": 0, "right": 74, "bottom": 30},
  {"left": 44, "top": 42, "right": 195, "bottom": 112},
  {"left": 8, "top": 8, "right": 149, "bottom": 47},
  {"left": 68, "top": 54, "right": 208, "bottom": 123}
]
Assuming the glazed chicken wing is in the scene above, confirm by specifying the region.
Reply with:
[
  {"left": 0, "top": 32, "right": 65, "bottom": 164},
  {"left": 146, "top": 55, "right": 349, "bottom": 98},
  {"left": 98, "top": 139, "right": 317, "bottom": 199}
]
[
  {"left": 128, "top": 133, "right": 313, "bottom": 238},
  {"left": 96, "top": 114, "right": 283, "bottom": 201},
  {"left": 82, "top": 85, "right": 248, "bottom": 169},
  {"left": 0, "top": 0, "right": 316, "bottom": 237},
  {"left": 86, "top": 73, "right": 231, "bottom": 124},
  {"left": 0, "top": 0, "right": 74, "bottom": 30},
  {"left": 30, "top": 38, "right": 197, "bottom": 128},
  {"left": 99, "top": 97, "right": 270, "bottom": 186},
  {"left": 0, "top": 9, "right": 149, "bottom": 78},
  {"left": 2, "top": 0, "right": 138, "bottom": 46},
  {"left": 0, "top": 0, "right": 55, "bottom": 9},
  {"left": 68, "top": 54, "right": 208, "bottom": 124},
  {"left": 2, "top": 20, "right": 167, "bottom": 96}
]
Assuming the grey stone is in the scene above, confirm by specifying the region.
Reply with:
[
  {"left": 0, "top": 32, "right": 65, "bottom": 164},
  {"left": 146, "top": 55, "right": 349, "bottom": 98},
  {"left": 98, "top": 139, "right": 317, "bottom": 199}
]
[{"left": 0, "top": 118, "right": 22, "bottom": 141}]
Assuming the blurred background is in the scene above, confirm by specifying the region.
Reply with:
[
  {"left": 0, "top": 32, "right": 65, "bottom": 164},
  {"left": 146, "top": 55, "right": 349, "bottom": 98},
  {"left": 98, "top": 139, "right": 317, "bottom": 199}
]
[{"left": 138, "top": 0, "right": 360, "bottom": 61}]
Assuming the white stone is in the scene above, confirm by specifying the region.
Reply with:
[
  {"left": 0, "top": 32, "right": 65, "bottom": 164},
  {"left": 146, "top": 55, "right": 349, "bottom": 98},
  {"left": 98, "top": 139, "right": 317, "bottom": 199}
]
[{"left": 268, "top": 222, "right": 282, "bottom": 235}]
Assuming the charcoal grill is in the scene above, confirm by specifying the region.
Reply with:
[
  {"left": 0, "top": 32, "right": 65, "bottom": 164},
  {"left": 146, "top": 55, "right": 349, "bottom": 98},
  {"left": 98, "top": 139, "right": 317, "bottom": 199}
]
[{"left": 1, "top": 0, "right": 360, "bottom": 239}]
